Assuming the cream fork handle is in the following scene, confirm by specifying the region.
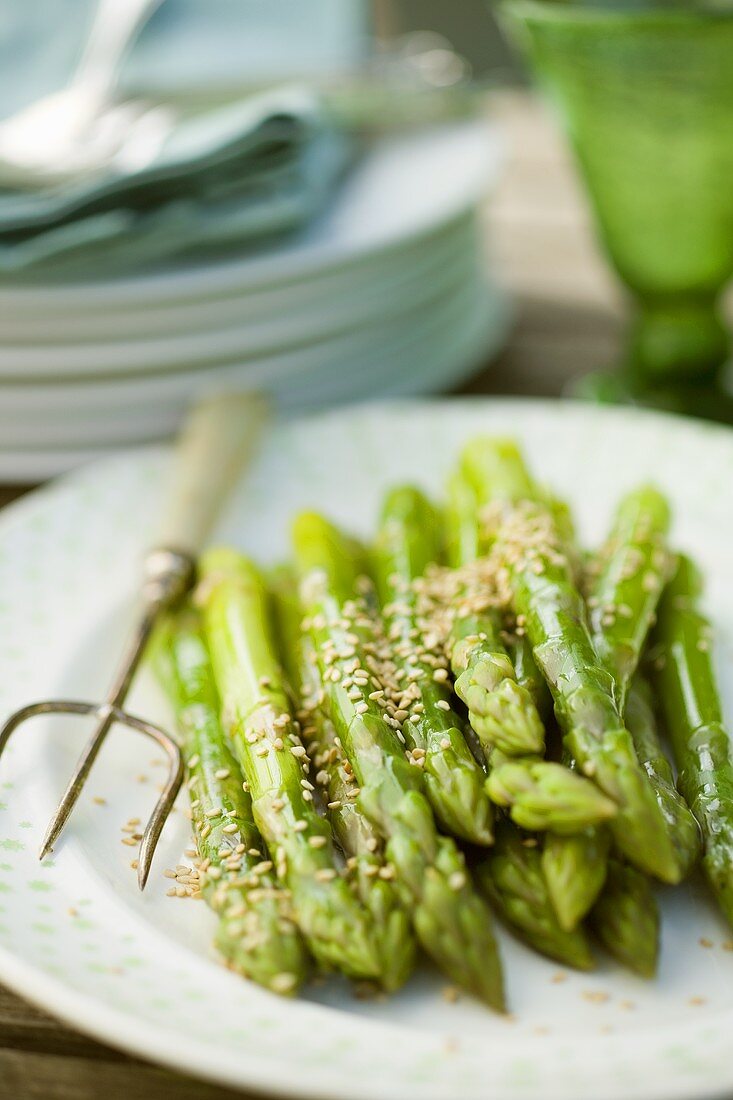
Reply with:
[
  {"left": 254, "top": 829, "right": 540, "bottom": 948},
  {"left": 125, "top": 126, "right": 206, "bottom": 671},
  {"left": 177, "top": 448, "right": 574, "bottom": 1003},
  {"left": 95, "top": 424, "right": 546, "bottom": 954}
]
[{"left": 155, "top": 391, "right": 270, "bottom": 558}]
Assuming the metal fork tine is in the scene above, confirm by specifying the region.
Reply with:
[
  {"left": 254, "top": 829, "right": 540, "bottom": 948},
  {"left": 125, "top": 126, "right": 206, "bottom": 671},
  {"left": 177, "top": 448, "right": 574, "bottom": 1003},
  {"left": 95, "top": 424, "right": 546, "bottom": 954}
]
[
  {"left": 0, "top": 699, "right": 183, "bottom": 889},
  {"left": 116, "top": 710, "right": 184, "bottom": 890},
  {"left": 38, "top": 706, "right": 118, "bottom": 860}
]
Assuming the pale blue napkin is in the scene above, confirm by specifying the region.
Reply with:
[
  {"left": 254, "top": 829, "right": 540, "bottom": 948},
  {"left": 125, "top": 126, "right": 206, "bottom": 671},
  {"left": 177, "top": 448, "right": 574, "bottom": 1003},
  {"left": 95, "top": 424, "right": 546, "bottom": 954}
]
[{"left": 0, "top": 2, "right": 355, "bottom": 278}]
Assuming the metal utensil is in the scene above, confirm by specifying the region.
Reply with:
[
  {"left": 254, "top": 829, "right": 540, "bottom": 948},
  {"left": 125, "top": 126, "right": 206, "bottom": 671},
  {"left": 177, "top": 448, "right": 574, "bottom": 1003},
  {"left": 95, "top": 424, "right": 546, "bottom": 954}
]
[
  {"left": 0, "top": 391, "right": 268, "bottom": 888},
  {"left": 0, "top": 0, "right": 161, "bottom": 187}
]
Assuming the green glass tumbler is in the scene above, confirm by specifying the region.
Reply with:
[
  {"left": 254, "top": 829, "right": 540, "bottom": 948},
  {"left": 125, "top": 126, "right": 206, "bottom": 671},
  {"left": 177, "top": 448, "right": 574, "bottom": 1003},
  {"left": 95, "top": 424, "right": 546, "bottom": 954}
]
[{"left": 500, "top": 0, "right": 733, "bottom": 413}]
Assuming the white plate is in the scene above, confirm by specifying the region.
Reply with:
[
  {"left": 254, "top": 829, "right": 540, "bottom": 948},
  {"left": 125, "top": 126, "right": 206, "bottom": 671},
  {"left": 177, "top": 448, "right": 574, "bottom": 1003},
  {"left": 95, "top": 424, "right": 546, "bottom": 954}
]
[
  {"left": 0, "top": 270, "right": 508, "bottom": 451},
  {"left": 0, "top": 261, "right": 495, "bottom": 423},
  {"left": 0, "top": 399, "right": 732, "bottom": 1100},
  {"left": 0, "top": 121, "right": 500, "bottom": 313},
  {"left": 0, "top": 214, "right": 474, "bottom": 356},
  {"left": 0, "top": 221, "right": 478, "bottom": 377}
]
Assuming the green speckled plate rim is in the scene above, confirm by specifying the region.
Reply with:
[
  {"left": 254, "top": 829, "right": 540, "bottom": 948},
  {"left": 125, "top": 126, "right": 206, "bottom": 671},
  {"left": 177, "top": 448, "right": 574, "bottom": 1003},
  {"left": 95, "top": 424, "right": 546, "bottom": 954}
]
[{"left": 0, "top": 396, "right": 730, "bottom": 1100}]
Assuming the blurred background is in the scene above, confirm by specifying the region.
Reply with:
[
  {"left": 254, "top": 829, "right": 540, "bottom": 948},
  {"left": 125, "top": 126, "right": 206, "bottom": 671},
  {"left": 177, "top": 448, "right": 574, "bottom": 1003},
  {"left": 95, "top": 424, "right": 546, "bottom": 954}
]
[{"left": 0, "top": 0, "right": 730, "bottom": 484}]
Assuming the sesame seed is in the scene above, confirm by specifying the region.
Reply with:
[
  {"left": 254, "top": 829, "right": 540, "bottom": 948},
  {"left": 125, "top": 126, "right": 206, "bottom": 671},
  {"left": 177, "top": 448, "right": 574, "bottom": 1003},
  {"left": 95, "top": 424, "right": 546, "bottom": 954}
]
[
  {"left": 294, "top": 820, "right": 308, "bottom": 832},
  {"left": 214, "top": 768, "right": 230, "bottom": 780},
  {"left": 327, "top": 800, "right": 342, "bottom": 810},
  {"left": 315, "top": 868, "right": 337, "bottom": 882},
  {"left": 308, "top": 836, "right": 327, "bottom": 849},
  {"left": 448, "top": 871, "right": 466, "bottom": 891},
  {"left": 435, "top": 700, "right": 451, "bottom": 712}
]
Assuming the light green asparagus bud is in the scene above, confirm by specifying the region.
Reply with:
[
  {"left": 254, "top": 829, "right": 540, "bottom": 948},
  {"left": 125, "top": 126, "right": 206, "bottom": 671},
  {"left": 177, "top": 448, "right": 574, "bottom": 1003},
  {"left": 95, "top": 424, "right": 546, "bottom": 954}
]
[
  {"left": 450, "top": 613, "right": 545, "bottom": 756},
  {"left": 152, "top": 611, "right": 308, "bottom": 995},
  {"left": 475, "top": 823, "right": 595, "bottom": 970},
  {"left": 486, "top": 760, "right": 617, "bottom": 834},
  {"left": 591, "top": 859, "right": 659, "bottom": 978},
  {"left": 198, "top": 549, "right": 382, "bottom": 982},
  {"left": 541, "top": 829, "right": 610, "bottom": 932}
]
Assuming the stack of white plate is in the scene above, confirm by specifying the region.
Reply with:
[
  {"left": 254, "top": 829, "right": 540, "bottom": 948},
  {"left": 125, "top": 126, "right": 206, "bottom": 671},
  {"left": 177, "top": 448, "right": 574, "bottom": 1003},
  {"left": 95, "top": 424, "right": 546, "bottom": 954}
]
[{"left": 0, "top": 120, "right": 509, "bottom": 480}]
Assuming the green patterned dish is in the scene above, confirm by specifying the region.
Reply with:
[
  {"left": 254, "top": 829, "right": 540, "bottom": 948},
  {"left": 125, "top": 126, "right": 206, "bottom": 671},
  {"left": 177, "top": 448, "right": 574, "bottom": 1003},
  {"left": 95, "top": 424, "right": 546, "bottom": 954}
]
[{"left": 0, "top": 398, "right": 731, "bottom": 1099}]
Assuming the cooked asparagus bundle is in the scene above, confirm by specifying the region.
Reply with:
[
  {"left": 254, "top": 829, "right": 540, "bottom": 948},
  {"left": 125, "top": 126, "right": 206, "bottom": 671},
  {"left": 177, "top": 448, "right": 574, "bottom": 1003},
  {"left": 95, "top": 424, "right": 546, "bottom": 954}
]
[
  {"left": 591, "top": 859, "right": 659, "bottom": 978},
  {"left": 272, "top": 568, "right": 416, "bottom": 991},
  {"left": 198, "top": 549, "right": 382, "bottom": 982},
  {"left": 373, "top": 486, "right": 493, "bottom": 845},
  {"left": 293, "top": 511, "right": 505, "bottom": 1010},
  {"left": 475, "top": 822, "right": 595, "bottom": 970},
  {"left": 153, "top": 611, "right": 308, "bottom": 995},
  {"left": 652, "top": 555, "right": 733, "bottom": 926}
]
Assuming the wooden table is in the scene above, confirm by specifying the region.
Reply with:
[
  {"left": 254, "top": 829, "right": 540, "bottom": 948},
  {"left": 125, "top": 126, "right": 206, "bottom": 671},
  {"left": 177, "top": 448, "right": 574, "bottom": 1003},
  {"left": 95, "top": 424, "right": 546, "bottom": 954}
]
[{"left": 0, "top": 92, "right": 623, "bottom": 1099}]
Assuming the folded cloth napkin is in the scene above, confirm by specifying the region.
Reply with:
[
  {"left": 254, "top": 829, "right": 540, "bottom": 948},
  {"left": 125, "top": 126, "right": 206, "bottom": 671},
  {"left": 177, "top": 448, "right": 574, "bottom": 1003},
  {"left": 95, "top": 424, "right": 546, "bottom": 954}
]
[{"left": 0, "top": 84, "right": 351, "bottom": 278}]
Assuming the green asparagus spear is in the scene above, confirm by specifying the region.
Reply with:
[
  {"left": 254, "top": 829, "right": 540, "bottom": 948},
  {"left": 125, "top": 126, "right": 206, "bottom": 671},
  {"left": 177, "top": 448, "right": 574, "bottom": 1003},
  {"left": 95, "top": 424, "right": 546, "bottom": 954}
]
[
  {"left": 591, "top": 859, "right": 659, "bottom": 978},
  {"left": 586, "top": 487, "right": 700, "bottom": 881},
  {"left": 652, "top": 555, "right": 733, "bottom": 926},
  {"left": 587, "top": 486, "right": 673, "bottom": 712},
  {"left": 373, "top": 486, "right": 493, "bottom": 845},
  {"left": 152, "top": 611, "right": 308, "bottom": 995},
  {"left": 293, "top": 511, "right": 505, "bottom": 1010},
  {"left": 449, "top": 613, "right": 546, "bottom": 756},
  {"left": 541, "top": 829, "right": 610, "bottom": 932},
  {"left": 272, "top": 568, "right": 416, "bottom": 991},
  {"left": 625, "top": 675, "right": 701, "bottom": 880},
  {"left": 475, "top": 823, "right": 595, "bottom": 970},
  {"left": 198, "top": 548, "right": 382, "bottom": 982},
  {"left": 444, "top": 463, "right": 545, "bottom": 756},
  {"left": 509, "top": 633, "right": 553, "bottom": 719},
  {"left": 486, "top": 760, "right": 616, "bottom": 834},
  {"left": 494, "top": 498, "right": 682, "bottom": 883}
]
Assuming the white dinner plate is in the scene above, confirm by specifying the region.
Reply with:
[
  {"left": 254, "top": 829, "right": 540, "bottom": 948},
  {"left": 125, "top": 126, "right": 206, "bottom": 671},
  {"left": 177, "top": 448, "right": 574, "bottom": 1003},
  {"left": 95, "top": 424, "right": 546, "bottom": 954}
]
[
  {"left": 0, "top": 263, "right": 495, "bottom": 425},
  {"left": 0, "top": 221, "right": 478, "bottom": 377},
  {"left": 0, "top": 399, "right": 731, "bottom": 1100},
  {"left": 0, "top": 214, "right": 475, "bottom": 356},
  {"left": 0, "top": 121, "right": 500, "bottom": 314},
  {"left": 0, "top": 285, "right": 509, "bottom": 474}
]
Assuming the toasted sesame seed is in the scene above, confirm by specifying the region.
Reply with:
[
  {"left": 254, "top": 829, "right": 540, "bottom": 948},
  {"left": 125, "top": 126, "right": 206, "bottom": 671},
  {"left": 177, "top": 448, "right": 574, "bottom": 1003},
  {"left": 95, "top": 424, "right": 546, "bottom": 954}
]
[
  {"left": 315, "top": 868, "right": 337, "bottom": 882},
  {"left": 448, "top": 871, "right": 466, "bottom": 891},
  {"left": 699, "top": 937, "right": 714, "bottom": 948},
  {"left": 327, "top": 800, "right": 342, "bottom": 811},
  {"left": 308, "top": 836, "right": 327, "bottom": 849},
  {"left": 435, "top": 700, "right": 451, "bottom": 711},
  {"left": 294, "top": 820, "right": 308, "bottom": 832}
]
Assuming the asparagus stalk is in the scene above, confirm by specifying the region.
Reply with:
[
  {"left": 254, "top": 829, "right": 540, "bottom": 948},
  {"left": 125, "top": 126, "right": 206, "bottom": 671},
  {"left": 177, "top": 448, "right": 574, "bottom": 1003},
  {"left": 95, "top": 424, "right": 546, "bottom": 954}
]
[
  {"left": 494, "top": 498, "right": 683, "bottom": 882},
  {"left": 509, "top": 633, "right": 553, "bottom": 719},
  {"left": 486, "top": 759, "right": 616, "bottom": 834},
  {"left": 293, "top": 511, "right": 505, "bottom": 1010},
  {"left": 591, "top": 859, "right": 659, "bottom": 978},
  {"left": 445, "top": 464, "right": 545, "bottom": 756},
  {"left": 586, "top": 490, "right": 700, "bottom": 879},
  {"left": 541, "top": 829, "right": 610, "bottom": 933},
  {"left": 198, "top": 548, "right": 382, "bottom": 982},
  {"left": 152, "top": 611, "right": 308, "bottom": 995},
  {"left": 587, "top": 486, "right": 673, "bottom": 712},
  {"left": 625, "top": 675, "right": 701, "bottom": 881},
  {"left": 272, "top": 568, "right": 416, "bottom": 991},
  {"left": 373, "top": 486, "right": 493, "bottom": 845},
  {"left": 651, "top": 555, "right": 733, "bottom": 926},
  {"left": 475, "top": 823, "right": 595, "bottom": 970}
]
